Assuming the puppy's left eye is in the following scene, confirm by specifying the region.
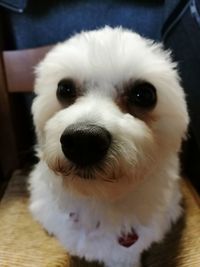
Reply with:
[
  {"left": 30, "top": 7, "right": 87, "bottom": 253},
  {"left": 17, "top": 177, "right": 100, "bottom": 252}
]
[
  {"left": 128, "top": 82, "right": 157, "bottom": 109},
  {"left": 57, "top": 79, "right": 77, "bottom": 103}
]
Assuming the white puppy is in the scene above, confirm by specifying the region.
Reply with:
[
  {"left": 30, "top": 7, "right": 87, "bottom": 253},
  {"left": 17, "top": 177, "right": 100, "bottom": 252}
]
[{"left": 29, "top": 27, "right": 189, "bottom": 267}]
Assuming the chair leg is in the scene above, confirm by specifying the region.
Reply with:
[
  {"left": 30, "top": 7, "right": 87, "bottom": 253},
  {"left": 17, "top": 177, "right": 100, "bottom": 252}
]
[{"left": 0, "top": 54, "right": 18, "bottom": 190}]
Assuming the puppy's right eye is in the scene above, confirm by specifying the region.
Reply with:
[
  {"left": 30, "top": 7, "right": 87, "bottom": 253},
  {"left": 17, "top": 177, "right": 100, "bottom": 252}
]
[{"left": 57, "top": 79, "right": 77, "bottom": 104}]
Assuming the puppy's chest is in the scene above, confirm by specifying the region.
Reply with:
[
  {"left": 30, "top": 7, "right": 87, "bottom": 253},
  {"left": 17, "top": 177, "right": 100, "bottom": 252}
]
[
  {"left": 67, "top": 210, "right": 101, "bottom": 235},
  {"left": 64, "top": 206, "right": 139, "bottom": 249}
]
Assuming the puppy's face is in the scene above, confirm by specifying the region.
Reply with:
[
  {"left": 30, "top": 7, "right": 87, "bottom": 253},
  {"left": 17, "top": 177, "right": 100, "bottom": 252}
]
[{"left": 32, "top": 27, "right": 189, "bottom": 200}]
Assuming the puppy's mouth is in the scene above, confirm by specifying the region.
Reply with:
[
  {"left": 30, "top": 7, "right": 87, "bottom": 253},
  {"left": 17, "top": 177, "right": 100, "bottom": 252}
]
[
  {"left": 52, "top": 157, "right": 118, "bottom": 183},
  {"left": 68, "top": 162, "right": 116, "bottom": 182},
  {"left": 51, "top": 122, "right": 123, "bottom": 182},
  {"left": 74, "top": 166, "right": 99, "bottom": 180}
]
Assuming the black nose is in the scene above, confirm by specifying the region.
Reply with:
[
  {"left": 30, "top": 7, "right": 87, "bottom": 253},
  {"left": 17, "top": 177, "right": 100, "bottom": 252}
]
[{"left": 60, "top": 123, "right": 111, "bottom": 167}]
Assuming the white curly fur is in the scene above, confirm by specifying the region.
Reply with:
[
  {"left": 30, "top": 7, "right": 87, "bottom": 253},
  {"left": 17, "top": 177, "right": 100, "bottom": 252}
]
[{"left": 29, "top": 27, "right": 189, "bottom": 267}]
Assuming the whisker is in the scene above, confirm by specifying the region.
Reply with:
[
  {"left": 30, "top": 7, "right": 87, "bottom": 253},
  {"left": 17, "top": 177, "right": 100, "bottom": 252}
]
[
  {"left": 102, "top": 178, "right": 115, "bottom": 183},
  {"left": 73, "top": 167, "right": 96, "bottom": 180}
]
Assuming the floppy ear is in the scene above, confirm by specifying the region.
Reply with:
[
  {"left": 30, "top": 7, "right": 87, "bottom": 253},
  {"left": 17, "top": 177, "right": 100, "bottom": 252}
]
[
  {"left": 31, "top": 95, "right": 45, "bottom": 145},
  {"left": 32, "top": 59, "right": 62, "bottom": 146},
  {"left": 32, "top": 91, "right": 62, "bottom": 147},
  {"left": 31, "top": 61, "right": 49, "bottom": 145}
]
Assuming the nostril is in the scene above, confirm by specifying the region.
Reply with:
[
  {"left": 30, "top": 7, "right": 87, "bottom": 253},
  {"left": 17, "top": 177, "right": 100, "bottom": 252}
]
[
  {"left": 60, "top": 133, "right": 77, "bottom": 152},
  {"left": 60, "top": 123, "right": 111, "bottom": 167}
]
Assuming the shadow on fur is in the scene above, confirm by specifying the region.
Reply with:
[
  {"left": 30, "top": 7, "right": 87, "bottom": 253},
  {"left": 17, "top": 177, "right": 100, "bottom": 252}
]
[
  {"left": 70, "top": 256, "right": 103, "bottom": 267},
  {"left": 142, "top": 202, "right": 186, "bottom": 267}
]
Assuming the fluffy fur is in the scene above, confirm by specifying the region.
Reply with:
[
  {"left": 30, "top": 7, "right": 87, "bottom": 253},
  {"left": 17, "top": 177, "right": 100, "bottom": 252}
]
[{"left": 29, "top": 27, "right": 189, "bottom": 267}]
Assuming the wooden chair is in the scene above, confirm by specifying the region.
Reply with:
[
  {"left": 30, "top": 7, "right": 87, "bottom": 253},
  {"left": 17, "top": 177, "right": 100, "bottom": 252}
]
[{"left": 0, "top": 46, "right": 51, "bottom": 195}]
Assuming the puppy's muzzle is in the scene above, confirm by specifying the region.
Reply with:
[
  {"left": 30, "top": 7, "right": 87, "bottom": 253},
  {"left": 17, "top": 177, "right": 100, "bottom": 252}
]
[{"left": 60, "top": 123, "right": 112, "bottom": 167}]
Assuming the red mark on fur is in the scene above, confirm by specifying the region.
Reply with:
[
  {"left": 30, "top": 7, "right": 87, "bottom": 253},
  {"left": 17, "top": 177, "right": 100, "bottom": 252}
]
[{"left": 118, "top": 228, "right": 138, "bottom": 248}]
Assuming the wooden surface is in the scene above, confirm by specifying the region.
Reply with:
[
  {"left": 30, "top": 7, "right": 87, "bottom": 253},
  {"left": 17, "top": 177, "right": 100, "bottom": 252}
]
[
  {"left": 0, "top": 171, "right": 199, "bottom": 267},
  {"left": 3, "top": 46, "right": 51, "bottom": 93},
  {"left": 0, "top": 54, "right": 18, "bottom": 184},
  {"left": 0, "top": 45, "right": 52, "bottom": 184}
]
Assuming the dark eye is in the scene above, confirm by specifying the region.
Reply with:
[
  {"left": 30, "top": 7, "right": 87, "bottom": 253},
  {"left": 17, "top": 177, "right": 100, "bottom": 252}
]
[
  {"left": 57, "top": 79, "right": 77, "bottom": 103},
  {"left": 128, "top": 82, "right": 157, "bottom": 108}
]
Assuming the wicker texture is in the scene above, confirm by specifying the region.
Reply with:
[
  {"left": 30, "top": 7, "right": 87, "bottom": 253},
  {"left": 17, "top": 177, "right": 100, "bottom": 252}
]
[{"left": 0, "top": 171, "right": 199, "bottom": 267}]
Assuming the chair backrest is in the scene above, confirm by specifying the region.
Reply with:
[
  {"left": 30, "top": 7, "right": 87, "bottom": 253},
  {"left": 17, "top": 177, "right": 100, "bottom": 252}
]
[
  {"left": 0, "top": 45, "right": 52, "bottom": 185},
  {"left": 3, "top": 45, "right": 51, "bottom": 93}
]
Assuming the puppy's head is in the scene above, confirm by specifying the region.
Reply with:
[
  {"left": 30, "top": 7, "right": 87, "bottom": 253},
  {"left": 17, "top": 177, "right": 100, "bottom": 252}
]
[{"left": 32, "top": 27, "right": 189, "bottom": 200}]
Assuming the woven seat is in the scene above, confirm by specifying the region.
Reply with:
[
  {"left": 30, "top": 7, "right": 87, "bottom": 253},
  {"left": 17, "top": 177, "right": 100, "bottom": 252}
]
[{"left": 0, "top": 171, "right": 199, "bottom": 267}]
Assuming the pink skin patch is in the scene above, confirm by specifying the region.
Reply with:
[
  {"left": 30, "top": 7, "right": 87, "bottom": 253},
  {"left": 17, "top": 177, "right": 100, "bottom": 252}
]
[{"left": 118, "top": 228, "right": 139, "bottom": 248}]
